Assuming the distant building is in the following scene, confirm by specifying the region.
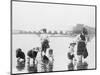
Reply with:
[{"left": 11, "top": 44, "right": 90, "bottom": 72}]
[
  {"left": 59, "top": 31, "right": 63, "bottom": 34},
  {"left": 53, "top": 31, "right": 58, "bottom": 34},
  {"left": 48, "top": 31, "right": 52, "bottom": 34}
]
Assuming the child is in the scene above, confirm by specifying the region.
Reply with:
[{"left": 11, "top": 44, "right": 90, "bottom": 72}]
[
  {"left": 74, "top": 28, "right": 88, "bottom": 63},
  {"left": 27, "top": 47, "right": 39, "bottom": 65},
  {"left": 16, "top": 48, "right": 25, "bottom": 63},
  {"left": 68, "top": 43, "right": 76, "bottom": 63},
  {"left": 48, "top": 49, "right": 54, "bottom": 63},
  {"left": 40, "top": 29, "right": 50, "bottom": 55},
  {"left": 48, "top": 49, "right": 54, "bottom": 72}
]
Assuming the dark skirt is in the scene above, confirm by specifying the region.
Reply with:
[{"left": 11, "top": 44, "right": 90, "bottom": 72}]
[
  {"left": 77, "top": 41, "right": 86, "bottom": 55},
  {"left": 42, "top": 40, "right": 49, "bottom": 53}
]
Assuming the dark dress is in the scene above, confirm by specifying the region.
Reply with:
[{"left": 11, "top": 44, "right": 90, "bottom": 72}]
[
  {"left": 77, "top": 41, "right": 86, "bottom": 55},
  {"left": 77, "top": 34, "right": 87, "bottom": 56}
]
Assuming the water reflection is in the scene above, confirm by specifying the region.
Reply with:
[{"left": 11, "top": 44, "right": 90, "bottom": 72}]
[
  {"left": 41, "top": 55, "right": 54, "bottom": 72},
  {"left": 16, "top": 61, "right": 25, "bottom": 71},
  {"left": 68, "top": 61, "right": 88, "bottom": 70},
  {"left": 48, "top": 62, "right": 53, "bottom": 72},
  {"left": 68, "top": 62, "right": 74, "bottom": 71},
  {"left": 27, "top": 62, "right": 37, "bottom": 73},
  {"left": 77, "top": 61, "right": 88, "bottom": 70},
  {"left": 41, "top": 60, "right": 54, "bottom": 72}
]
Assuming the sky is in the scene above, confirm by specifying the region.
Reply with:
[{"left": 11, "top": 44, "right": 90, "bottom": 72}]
[{"left": 12, "top": 1, "right": 95, "bottom": 32}]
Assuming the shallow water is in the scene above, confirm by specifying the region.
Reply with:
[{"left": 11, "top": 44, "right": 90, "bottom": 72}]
[{"left": 12, "top": 34, "right": 95, "bottom": 74}]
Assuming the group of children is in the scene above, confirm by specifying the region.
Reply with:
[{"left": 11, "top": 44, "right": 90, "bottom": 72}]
[
  {"left": 16, "top": 28, "right": 54, "bottom": 64},
  {"left": 16, "top": 47, "right": 54, "bottom": 64},
  {"left": 16, "top": 28, "right": 88, "bottom": 71}
]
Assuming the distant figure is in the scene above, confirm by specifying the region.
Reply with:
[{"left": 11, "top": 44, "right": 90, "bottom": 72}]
[
  {"left": 75, "top": 28, "right": 88, "bottom": 63},
  {"left": 39, "top": 28, "right": 50, "bottom": 56},
  {"left": 16, "top": 48, "right": 25, "bottom": 63},
  {"left": 27, "top": 47, "right": 39, "bottom": 65}
]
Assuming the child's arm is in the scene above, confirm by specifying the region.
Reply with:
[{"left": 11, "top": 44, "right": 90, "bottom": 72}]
[
  {"left": 85, "top": 36, "right": 89, "bottom": 44},
  {"left": 74, "top": 34, "right": 81, "bottom": 43}
]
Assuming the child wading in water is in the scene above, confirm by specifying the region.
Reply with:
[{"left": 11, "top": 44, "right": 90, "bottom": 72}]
[
  {"left": 68, "top": 43, "right": 76, "bottom": 63},
  {"left": 68, "top": 42, "right": 77, "bottom": 70},
  {"left": 75, "top": 28, "right": 88, "bottom": 64},
  {"left": 73, "top": 28, "right": 89, "bottom": 70}
]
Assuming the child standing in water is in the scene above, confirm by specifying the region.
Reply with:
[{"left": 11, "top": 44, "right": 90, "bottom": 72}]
[
  {"left": 67, "top": 43, "right": 76, "bottom": 70},
  {"left": 39, "top": 28, "right": 50, "bottom": 56},
  {"left": 74, "top": 28, "right": 88, "bottom": 69},
  {"left": 46, "top": 48, "right": 54, "bottom": 63},
  {"left": 68, "top": 43, "right": 76, "bottom": 63}
]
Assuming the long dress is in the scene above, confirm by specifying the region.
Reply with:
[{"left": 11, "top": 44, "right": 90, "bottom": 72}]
[{"left": 77, "top": 34, "right": 88, "bottom": 58}]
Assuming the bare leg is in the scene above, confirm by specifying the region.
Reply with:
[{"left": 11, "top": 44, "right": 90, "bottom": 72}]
[
  {"left": 27, "top": 57, "right": 30, "bottom": 64},
  {"left": 73, "top": 58, "right": 77, "bottom": 70},
  {"left": 33, "top": 58, "right": 35, "bottom": 65},
  {"left": 78, "top": 55, "right": 82, "bottom": 63}
]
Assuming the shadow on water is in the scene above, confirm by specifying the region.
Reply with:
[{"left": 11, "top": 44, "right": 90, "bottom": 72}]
[
  {"left": 16, "top": 61, "right": 25, "bottom": 71},
  {"left": 27, "top": 63, "right": 37, "bottom": 73},
  {"left": 68, "top": 61, "right": 88, "bottom": 70}
]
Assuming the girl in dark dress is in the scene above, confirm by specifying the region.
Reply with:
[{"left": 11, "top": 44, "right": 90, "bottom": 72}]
[{"left": 76, "top": 28, "right": 88, "bottom": 63}]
